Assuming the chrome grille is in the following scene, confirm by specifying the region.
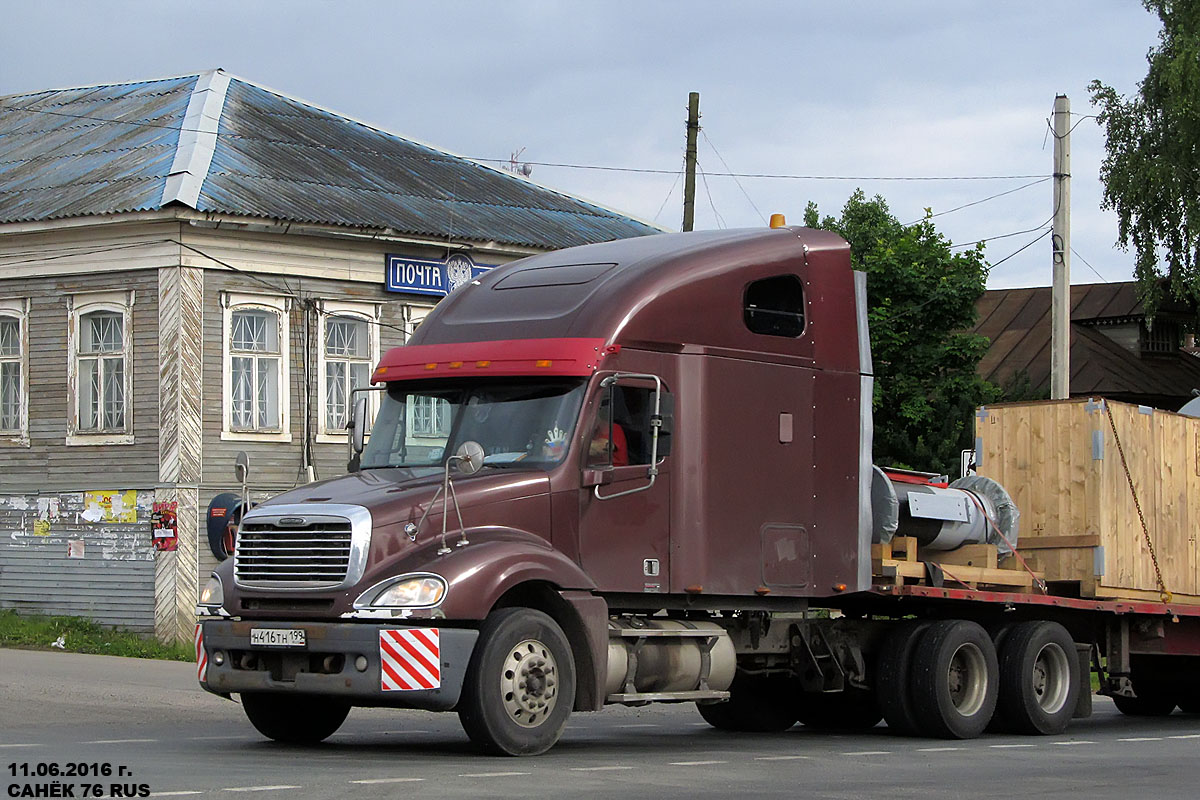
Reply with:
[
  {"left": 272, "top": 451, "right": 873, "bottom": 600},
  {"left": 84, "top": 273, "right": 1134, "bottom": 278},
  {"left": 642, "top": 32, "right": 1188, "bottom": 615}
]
[{"left": 233, "top": 505, "right": 372, "bottom": 590}]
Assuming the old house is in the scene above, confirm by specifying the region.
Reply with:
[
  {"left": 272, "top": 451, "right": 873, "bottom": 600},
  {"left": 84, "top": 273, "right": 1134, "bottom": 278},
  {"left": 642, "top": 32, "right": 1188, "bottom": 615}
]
[
  {"left": 972, "top": 282, "right": 1200, "bottom": 409},
  {"left": 0, "top": 70, "right": 658, "bottom": 642}
]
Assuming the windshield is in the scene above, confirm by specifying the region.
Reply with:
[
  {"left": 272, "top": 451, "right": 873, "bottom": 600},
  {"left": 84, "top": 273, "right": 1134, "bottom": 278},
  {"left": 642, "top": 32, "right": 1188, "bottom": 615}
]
[{"left": 360, "top": 379, "right": 587, "bottom": 471}]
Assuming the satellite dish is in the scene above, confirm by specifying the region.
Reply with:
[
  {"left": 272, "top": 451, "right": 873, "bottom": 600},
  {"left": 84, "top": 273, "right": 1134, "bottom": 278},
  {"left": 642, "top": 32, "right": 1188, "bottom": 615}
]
[{"left": 1178, "top": 396, "right": 1200, "bottom": 417}]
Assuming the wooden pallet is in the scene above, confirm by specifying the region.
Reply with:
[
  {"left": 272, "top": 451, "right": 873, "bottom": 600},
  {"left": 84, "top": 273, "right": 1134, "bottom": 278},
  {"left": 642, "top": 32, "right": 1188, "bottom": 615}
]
[{"left": 872, "top": 536, "right": 1039, "bottom": 591}]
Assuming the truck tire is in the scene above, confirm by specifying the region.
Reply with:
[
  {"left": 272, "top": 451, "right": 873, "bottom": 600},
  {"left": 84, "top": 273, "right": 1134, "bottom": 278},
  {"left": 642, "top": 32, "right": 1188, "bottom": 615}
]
[
  {"left": 875, "top": 621, "right": 932, "bottom": 735},
  {"left": 457, "top": 608, "right": 576, "bottom": 756},
  {"left": 995, "top": 621, "right": 1079, "bottom": 735},
  {"left": 696, "top": 673, "right": 797, "bottom": 732},
  {"left": 795, "top": 688, "right": 882, "bottom": 730},
  {"left": 240, "top": 692, "right": 350, "bottom": 743},
  {"left": 910, "top": 620, "right": 999, "bottom": 739}
]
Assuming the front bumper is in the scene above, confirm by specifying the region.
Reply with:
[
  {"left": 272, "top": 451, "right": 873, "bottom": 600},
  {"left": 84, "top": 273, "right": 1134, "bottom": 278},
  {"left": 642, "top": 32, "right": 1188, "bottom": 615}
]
[{"left": 198, "top": 620, "right": 478, "bottom": 711}]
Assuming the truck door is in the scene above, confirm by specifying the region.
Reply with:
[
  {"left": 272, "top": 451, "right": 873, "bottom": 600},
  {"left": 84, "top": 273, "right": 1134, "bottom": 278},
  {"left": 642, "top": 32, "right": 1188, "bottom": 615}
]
[{"left": 576, "top": 378, "right": 672, "bottom": 593}]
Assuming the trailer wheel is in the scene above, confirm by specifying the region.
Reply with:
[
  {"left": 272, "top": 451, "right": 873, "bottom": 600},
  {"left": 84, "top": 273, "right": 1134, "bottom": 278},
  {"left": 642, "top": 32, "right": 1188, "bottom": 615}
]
[
  {"left": 875, "top": 621, "right": 932, "bottom": 735},
  {"left": 696, "top": 673, "right": 798, "bottom": 732},
  {"left": 795, "top": 688, "right": 882, "bottom": 730},
  {"left": 910, "top": 620, "right": 999, "bottom": 739},
  {"left": 240, "top": 692, "right": 350, "bottom": 743},
  {"left": 995, "top": 621, "right": 1079, "bottom": 735},
  {"left": 457, "top": 608, "right": 575, "bottom": 756}
]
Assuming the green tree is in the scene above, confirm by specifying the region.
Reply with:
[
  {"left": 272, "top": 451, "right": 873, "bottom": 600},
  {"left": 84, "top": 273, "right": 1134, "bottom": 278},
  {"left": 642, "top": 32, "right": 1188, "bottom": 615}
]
[
  {"left": 804, "top": 191, "right": 998, "bottom": 477},
  {"left": 1090, "top": 0, "right": 1200, "bottom": 311}
]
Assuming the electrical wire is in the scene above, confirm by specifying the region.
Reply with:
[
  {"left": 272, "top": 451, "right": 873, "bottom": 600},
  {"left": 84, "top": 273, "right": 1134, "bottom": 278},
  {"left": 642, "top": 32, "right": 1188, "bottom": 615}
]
[
  {"left": 651, "top": 170, "right": 683, "bottom": 226},
  {"left": 1071, "top": 246, "right": 1112, "bottom": 283},
  {"left": 985, "top": 229, "right": 1052, "bottom": 272},
  {"left": 700, "top": 130, "right": 767, "bottom": 225},
  {"left": 697, "top": 162, "right": 726, "bottom": 229},
  {"left": 902, "top": 177, "right": 1050, "bottom": 226}
]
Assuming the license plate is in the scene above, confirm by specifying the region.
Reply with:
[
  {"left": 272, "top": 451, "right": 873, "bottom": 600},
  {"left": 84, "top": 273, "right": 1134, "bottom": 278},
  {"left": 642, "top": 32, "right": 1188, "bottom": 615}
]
[{"left": 250, "top": 628, "right": 306, "bottom": 647}]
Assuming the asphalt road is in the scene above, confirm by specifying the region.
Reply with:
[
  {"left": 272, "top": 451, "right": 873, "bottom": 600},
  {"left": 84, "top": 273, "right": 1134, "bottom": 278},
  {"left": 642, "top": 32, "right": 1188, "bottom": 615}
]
[{"left": 2, "top": 647, "right": 1198, "bottom": 800}]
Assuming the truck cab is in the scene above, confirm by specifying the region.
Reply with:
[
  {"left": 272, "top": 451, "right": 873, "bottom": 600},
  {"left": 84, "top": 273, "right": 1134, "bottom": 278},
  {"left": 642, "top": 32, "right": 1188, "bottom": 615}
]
[{"left": 197, "top": 226, "right": 876, "bottom": 754}]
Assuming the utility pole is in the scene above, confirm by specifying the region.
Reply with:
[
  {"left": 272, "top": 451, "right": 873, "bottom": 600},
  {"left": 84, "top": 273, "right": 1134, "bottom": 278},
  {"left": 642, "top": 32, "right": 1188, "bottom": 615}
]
[
  {"left": 1051, "top": 94, "right": 1071, "bottom": 400},
  {"left": 682, "top": 92, "right": 700, "bottom": 232}
]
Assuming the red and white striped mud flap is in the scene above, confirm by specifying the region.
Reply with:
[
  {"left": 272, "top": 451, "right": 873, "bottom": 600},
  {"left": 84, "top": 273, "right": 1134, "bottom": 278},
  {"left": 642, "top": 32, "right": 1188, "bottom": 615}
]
[
  {"left": 380, "top": 628, "right": 441, "bottom": 691},
  {"left": 195, "top": 624, "right": 208, "bottom": 683}
]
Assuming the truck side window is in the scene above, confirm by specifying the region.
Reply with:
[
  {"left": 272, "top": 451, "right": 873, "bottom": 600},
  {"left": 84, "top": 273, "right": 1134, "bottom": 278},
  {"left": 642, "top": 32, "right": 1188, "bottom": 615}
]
[
  {"left": 588, "top": 386, "right": 669, "bottom": 467},
  {"left": 744, "top": 274, "right": 805, "bottom": 338}
]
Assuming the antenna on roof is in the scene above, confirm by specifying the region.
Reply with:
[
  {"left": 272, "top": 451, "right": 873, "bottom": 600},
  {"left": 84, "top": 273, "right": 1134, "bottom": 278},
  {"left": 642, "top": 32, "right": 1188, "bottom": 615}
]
[{"left": 506, "top": 148, "right": 533, "bottom": 177}]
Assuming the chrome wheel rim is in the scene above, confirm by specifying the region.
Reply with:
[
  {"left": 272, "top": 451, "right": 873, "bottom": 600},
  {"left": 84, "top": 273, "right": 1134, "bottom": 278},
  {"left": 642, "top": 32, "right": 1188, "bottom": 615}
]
[
  {"left": 947, "top": 643, "right": 988, "bottom": 717},
  {"left": 1031, "top": 642, "right": 1071, "bottom": 714},
  {"left": 501, "top": 638, "right": 559, "bottom": 728}
]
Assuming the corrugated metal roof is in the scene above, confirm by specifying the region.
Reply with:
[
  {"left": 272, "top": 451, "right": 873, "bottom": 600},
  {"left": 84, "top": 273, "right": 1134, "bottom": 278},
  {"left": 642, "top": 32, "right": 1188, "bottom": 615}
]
[{"left": 0, "top": 70, "right": 660, "bottom": 249}]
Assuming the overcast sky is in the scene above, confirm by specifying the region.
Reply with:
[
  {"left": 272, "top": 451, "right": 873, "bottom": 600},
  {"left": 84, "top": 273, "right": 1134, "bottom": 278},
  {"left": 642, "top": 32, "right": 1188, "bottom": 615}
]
[{"left": 0, "top": 1, "right": 1165, "bottom": 289}]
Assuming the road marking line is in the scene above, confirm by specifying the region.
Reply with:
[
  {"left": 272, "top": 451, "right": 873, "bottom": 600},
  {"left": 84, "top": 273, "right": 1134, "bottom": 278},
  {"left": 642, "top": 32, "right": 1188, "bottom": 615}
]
[
  {"left": 85, "top": 738, "right": 157, "bottom": 744},
  {"left": 624, "top": 723, "right": 659, "bottom": 728},
  {"left": 690, "top": 722, "right": 711, "bottom": 727},
  {"left": 186, "top": 735, "right": 246, "bottom": 741},
  {"left": 754, "top": 755, "right": 810, "bottom": 761},
  {"left": 669, "top": 760, "right": 727, "bottom": 765},
  {"left": 1169, "top": 734, "right": 1200, "bottom": 739},
  {"left": 150, "top": 793, "right": 205, "bottom": 797},
  {"left": 989, "top": 744, "right": 1036, "bottom": 749},
  {"left": 0, "top": 744, "right": 39, "bottom": 748},
  {"left": 841, "top": 750, "right": 890, "bottom": 756},
  {"left": 458, "top": 772, "right": 531, "bottom": 778},
  {"left": 1052, "top": 740, "right": 1095, "bottom": 746},
  {"left": 917, "top": 747, "right": 964, "bottom": 752},
  {"left": 350, "top": 778, "right": 425, "bottom": 784},
  {"left": 570, "top": 766, "right": 635, "bottom": 772},
  {"left": 1118, "top": 737, "right": 1162, "bottom": 742},
  {"left": 223, "top": 787, "right": 302, "bottom": 792}
]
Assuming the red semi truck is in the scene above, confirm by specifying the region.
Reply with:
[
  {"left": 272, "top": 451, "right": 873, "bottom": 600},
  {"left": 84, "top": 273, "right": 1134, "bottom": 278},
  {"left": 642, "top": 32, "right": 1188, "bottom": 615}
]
[{"left": 196, "top": 225, "right": 1200, "bottom": 755}]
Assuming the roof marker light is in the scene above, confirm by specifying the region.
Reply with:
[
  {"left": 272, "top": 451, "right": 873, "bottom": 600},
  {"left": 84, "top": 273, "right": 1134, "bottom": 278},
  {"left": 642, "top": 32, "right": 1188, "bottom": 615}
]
[
  {"left": 475, "top": 360, "right": 491, "bottom": 368},
  {"left": 448, "top": 361, "right": 462, "bottom": 369},
  {"left": 769, "top": 213, "right": 787, "bottom": 228},
  {"left": 425, "top": 363, "right": 437, "bottom": 370},
  {"left": 535, "top": 360, "right": 553, "bottom": 368}
]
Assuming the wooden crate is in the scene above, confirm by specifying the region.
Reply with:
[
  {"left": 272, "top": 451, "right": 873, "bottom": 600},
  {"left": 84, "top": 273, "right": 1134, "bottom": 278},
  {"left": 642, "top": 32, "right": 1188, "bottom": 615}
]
[{"left": 976, "top": 398, "right": 1200, "bottom": 604}]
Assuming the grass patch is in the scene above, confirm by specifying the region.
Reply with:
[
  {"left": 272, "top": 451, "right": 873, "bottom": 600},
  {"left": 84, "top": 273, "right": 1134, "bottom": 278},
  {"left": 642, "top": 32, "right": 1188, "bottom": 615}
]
[{"left": 0, "top": 609, "right": 194, "bottom": 661}]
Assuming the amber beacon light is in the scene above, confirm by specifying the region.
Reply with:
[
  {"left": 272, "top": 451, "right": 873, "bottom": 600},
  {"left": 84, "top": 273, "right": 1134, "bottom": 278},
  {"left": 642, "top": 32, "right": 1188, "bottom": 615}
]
[{"left": 769, "top": 213, "right": 787, "bottom": 228}]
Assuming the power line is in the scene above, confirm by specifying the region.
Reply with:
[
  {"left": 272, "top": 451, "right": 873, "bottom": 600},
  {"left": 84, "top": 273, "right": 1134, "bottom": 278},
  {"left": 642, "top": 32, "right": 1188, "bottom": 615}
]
[
  {"left": 651, "top": 170, "right": 683, "bottom": 225},
  {"left": 903, "top": 177, "right": 1050, "bottom": 226},
  {"left": 700, "top": 130, "right": 767, "bottom": 225},
  {"left": 1070, "top": 246, "right": 1112, "bottom": 283},
  {"left": 985, "top": 229, "right": 1052, "bottom": 272},
  {"left": 697, "top": 162, "right": 726, "bottom": 229}
]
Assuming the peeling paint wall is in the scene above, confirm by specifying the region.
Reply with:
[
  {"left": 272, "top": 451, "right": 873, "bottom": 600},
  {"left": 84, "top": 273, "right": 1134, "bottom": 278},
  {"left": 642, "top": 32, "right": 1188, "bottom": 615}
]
[{"left": 0, "top": 490, "right": 156, "bottom": 631}]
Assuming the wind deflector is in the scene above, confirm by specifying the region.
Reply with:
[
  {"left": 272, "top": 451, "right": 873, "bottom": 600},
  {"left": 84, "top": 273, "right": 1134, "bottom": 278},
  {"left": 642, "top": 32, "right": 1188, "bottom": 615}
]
[{"left": 493, "top": 262, "right": 617, "bottom": 290}]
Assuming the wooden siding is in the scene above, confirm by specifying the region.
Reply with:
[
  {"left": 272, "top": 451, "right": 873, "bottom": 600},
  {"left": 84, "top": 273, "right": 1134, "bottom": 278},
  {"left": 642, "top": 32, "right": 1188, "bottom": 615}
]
[
  {"left": 0, "top": 269, "right": 161, "bottom": 489},
  {"left": 0, "top": 490, "right": 155, "bottom": 631},
  {"left": 977, "top": 398, "right": 1200, "bottom": 603}
]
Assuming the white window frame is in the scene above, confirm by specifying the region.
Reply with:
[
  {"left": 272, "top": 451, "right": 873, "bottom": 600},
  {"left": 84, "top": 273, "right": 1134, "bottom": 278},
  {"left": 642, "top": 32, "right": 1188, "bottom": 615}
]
[
  {"left": 67, "top": 290, "right": 135, "bottom": 446},
  {"left": 0, "top": 298, "right": 29, "bottom": 446},
  {"left": 405, "top": 303, "right": 435, "bottom": 343},
  {"left": 221, "top": 292, "right": 291, "bottom": 443},
  {"left": 316, "top": 300, "right": 381, "bottom": 443}
]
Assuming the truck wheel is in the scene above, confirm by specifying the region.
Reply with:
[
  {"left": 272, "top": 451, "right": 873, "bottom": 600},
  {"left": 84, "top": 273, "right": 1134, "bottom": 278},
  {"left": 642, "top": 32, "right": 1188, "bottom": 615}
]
[
  {"left": 795, "top": 688, "right": 882, "bottom": 730},
  {"left": 240, "top": 693, "right": 350, "bottom": 743},
  {"left": 457, "top": 608, "right": 576, "bottom": 756},
  {"left": 995, "top": 621, "right": 1079, "bottom": 735},
  {"left": 910, "top": 620, "right": 998, "bottom": 739},
  {"left": 875, "top": 621, "right": 932, "bottom": 735},
  {"left": 696, "top": 673, "right": 797, "bottom": 732}
]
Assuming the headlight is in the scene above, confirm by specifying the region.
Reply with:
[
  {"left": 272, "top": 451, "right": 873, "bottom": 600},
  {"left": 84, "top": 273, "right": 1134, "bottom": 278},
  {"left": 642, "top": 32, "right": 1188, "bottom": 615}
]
[
  {"left": 354, "top": 573, "right": 447, "bottom": 609},
  {"left": 199, "top": 575, "right": 224, "bottom": 607}
]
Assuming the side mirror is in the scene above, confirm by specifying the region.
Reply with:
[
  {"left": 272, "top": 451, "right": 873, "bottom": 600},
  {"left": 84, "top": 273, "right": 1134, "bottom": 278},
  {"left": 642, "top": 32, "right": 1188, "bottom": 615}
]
[
  {"left": 350, "top": 396, "right": 368, "bottom": 455},
  {"left": 454, "top": 440, "right": 485, "bottom": 475},
  {"left": 234, "top": 451, "right": 250, "bottom": 485}
]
